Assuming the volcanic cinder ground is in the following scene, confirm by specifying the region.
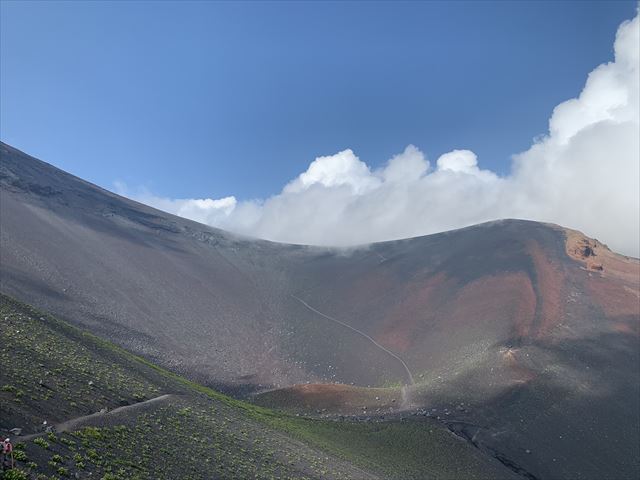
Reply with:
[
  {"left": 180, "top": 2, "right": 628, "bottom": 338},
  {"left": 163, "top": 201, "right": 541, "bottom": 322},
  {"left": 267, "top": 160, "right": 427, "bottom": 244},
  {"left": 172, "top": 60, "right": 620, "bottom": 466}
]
[{"left": 1, "top": 141, "right": 639, "bottom": 479}]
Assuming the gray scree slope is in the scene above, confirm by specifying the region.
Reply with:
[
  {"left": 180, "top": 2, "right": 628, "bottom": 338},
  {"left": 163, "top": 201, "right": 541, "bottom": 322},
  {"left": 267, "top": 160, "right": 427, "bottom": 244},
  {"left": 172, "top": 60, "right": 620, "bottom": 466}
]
[{"left": 1, "top": 142, "right": 638, "bottom": 479}]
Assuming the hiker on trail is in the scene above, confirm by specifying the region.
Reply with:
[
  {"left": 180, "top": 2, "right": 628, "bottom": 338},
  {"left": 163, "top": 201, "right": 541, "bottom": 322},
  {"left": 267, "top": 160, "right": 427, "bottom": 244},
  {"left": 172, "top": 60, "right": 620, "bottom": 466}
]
[{"left": 1, "top": 438, "right": 13, "bottom": 470}]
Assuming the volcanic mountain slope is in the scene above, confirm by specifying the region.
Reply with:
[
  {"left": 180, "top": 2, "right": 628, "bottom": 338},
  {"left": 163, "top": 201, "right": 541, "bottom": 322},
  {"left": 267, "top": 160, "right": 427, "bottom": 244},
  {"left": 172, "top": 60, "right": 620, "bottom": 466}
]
[
  {"left": 1, "top": 294, "right": 516, "bottom": 480},
  {"left": 1, "top": 142, "right": 639, "bottom": 479}
]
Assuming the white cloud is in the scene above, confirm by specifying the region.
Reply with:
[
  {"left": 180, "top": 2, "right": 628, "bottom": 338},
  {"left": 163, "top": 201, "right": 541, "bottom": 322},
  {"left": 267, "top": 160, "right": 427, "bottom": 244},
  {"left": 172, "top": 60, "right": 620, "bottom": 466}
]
[
  {"left": 284, "top": 149, "right": 380, "bottom": 194},
  {"left": 116, "top": 185, "right": 237, "bottom": 227},
  {"left": 120, "top": 13, "right": 639, "bottom": 256},
  {"left": 436, "top": 149, "right": 477, "bottom": 173},
  {"left": 379, "top": 145, "right": 429, "bottom": 183}
]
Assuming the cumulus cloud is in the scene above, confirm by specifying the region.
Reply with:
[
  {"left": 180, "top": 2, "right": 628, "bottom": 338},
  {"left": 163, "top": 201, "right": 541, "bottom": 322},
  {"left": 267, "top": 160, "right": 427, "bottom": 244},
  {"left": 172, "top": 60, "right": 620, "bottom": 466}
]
[
  {"left": 118, "top": 186, "right": 237, "bottom": 227},
  {"left": 284, "top": 149, "right": 381, "bottom": 194},
  {"left": 120, "top": 13, "right": 639, "bottom": 256}
]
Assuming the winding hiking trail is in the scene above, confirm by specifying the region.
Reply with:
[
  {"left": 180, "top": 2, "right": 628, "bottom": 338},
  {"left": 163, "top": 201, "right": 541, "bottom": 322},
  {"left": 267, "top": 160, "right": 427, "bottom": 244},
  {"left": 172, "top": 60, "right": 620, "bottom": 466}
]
[
  {"left": 18, "top": 394, "right": 176, "bottom": 441},
  {"left": 291, "top": 294, "right": 415, "bottom": 387}
]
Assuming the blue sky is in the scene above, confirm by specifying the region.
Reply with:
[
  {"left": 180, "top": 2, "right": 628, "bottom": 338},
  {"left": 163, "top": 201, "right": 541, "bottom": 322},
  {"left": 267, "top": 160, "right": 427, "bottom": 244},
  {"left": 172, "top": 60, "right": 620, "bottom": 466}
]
[{"left": 1, "top": 1, "right": 636, "bottom": 201}]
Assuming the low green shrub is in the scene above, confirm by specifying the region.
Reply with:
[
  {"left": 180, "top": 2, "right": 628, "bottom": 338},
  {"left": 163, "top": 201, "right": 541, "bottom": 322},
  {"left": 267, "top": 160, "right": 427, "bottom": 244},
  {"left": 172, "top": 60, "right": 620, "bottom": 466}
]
[
  {"left": 2, "top": 469, "right": 28, "bottom": 480},
  {"left": 32, "top": 438, "right": 49, "bottom": 449},
  {"left": 12, "top": 450, "right": 27, "bottom": 462}
]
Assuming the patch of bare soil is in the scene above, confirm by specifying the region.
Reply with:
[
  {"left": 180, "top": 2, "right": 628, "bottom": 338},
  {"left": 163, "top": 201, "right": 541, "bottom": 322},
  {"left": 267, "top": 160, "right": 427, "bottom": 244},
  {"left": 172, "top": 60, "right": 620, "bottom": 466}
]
[
  {"left": 254, "top": 383, "right": 404, "bottom": 415},
  {"left": 564, "top": 228, "right": 640, "bottom": 282},
  {"left": 564, "top": 228, "right": 640, "bottom": 324}
]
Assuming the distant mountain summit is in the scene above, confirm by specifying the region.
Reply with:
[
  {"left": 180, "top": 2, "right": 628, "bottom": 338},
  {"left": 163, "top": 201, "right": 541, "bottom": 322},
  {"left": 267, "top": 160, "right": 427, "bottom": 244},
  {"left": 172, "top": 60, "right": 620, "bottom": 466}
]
[{"left": 1, "top": 142, "right": 638, "bottom": 479}]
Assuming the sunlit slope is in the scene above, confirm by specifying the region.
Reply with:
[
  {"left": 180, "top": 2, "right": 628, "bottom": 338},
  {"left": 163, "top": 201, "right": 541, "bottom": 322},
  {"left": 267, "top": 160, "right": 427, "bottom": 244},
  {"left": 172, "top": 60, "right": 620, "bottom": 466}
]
[{"left": 0, "top": 142, "right": 408, "bottom": 392}]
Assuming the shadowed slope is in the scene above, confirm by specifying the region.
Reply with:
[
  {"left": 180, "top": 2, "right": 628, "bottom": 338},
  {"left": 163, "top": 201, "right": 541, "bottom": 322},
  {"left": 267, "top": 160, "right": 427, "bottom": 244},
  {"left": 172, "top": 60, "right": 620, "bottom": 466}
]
[{"left": 1, "top": 294, "right": 520, "bottom": 480}]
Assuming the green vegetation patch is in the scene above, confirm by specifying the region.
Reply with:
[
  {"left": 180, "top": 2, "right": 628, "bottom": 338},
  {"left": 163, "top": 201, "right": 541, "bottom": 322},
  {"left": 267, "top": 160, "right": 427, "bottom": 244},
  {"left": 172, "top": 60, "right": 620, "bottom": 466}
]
[{"left": 0, "top": 297, "right": 162, "bottom": 431}]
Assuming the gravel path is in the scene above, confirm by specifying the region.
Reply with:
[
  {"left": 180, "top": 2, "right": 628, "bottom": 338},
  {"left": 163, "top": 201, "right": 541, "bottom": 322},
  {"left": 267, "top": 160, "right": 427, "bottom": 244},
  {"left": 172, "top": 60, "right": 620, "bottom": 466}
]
[{"left": 17, "top": 394, "right": 177, "bottom": 440}]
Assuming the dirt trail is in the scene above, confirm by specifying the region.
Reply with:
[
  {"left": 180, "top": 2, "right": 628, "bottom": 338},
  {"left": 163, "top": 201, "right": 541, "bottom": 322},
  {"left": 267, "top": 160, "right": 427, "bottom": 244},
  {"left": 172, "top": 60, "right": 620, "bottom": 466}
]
[
  {"left": 400, "top": 385, "right": 412, "bottom": 410},
  {"left": 18, "top": 394, "right": 176, "bottom": 441},
  {"left": 291, "top": 295, "right": 415, "bottom": 385}
]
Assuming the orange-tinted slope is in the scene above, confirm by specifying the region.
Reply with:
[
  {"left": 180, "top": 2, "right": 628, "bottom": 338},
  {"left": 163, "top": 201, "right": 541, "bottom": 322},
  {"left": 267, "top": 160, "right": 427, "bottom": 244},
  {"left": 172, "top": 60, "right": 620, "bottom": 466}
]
[
  {"left": 264, "top": 226, "right": 639, "bottom": 480},
  {"left": 565, "top": 228, "right": 640, "bottom": 334}
]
